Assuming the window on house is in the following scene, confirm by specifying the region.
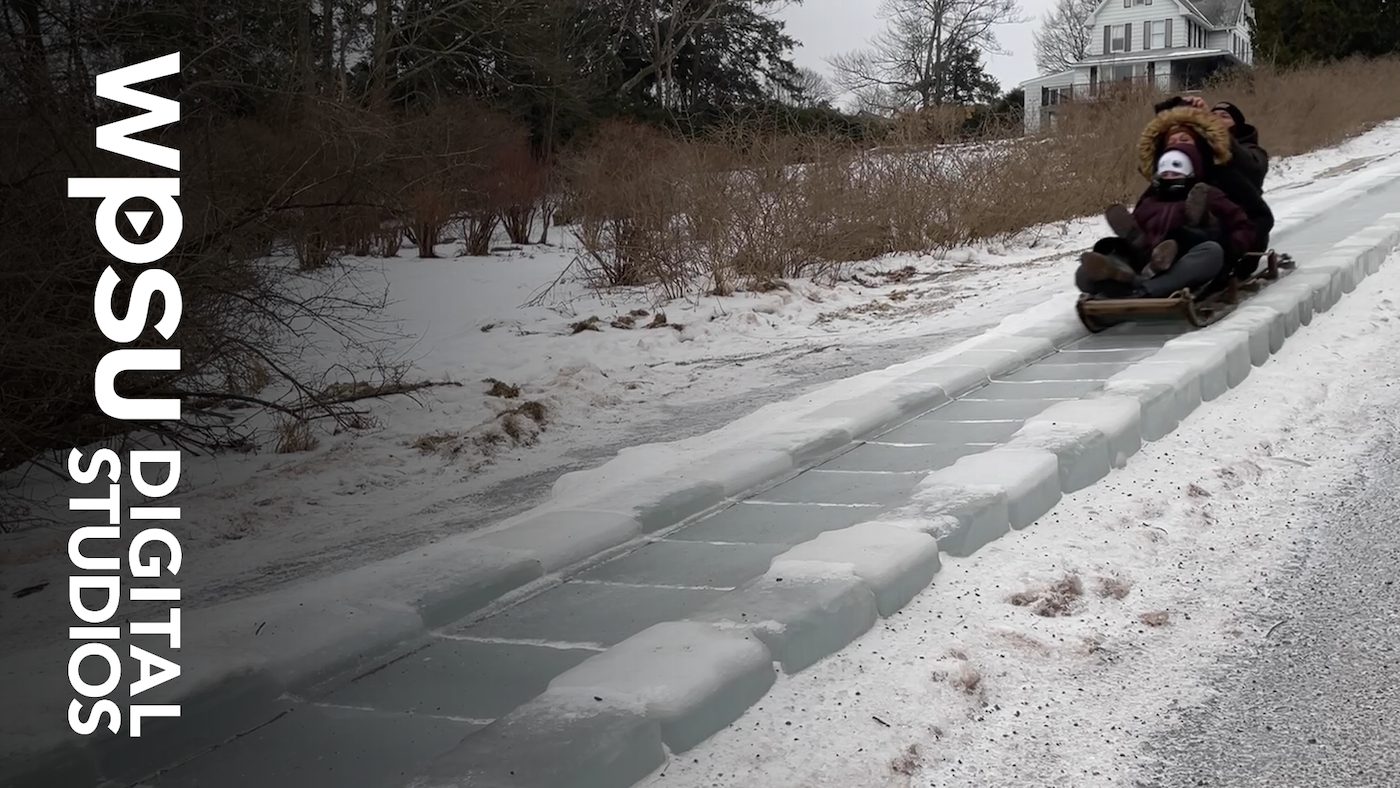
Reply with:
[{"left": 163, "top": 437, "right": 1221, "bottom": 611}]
[
  {"left": 1150, "top": 20, "right": 1167, "bottom": 48},
  {"left": 1111, "top": 24, "right": 1126, "bottom": 52}
]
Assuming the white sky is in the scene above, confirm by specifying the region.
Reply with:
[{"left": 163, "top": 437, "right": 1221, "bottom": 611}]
[{"left": 774, "top": 0, "right": 1061, "bottom": 98}]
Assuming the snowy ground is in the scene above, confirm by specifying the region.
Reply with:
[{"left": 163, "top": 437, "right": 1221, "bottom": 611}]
[
  {"left": 3, "top": 121, "right": 1400, "bottom": 654},
  {"left": 630, "top": 251, "right": 1400, "bottom": 787}
]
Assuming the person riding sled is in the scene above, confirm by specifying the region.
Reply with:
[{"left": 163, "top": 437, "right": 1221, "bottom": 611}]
[
  {"left": 1154, "top": 95, "right": 1269, "bottom": 191},
  {"left": 1140, "top": 103, "right": 1273, "bottom": 276},
  {"left": 1076, "top": 142, "right": 1255, "bottom": 299}
]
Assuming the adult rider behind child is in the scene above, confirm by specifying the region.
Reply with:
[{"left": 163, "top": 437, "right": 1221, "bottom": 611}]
[{"left": 1157, "top": 95, "right": 1269, "bottom": 190}]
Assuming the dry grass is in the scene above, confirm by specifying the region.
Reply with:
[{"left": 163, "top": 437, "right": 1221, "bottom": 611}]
[
  {"left": 933, "top": 648, "right": 986, "bottom": 706},
  {"left": 559, "top": 57, "right": 1400, "bottom": 301},
  {"left": 484, "top": 379, "right": 521, "bottom": 399},
  {"left": 413, "top": 432, "right": 459, "bottom": 454},
  {"left": 1010, "top": 573, "right": 1085, "bottom": 617},
  {"left": 414, "top": 399, "right": 549, "bottom": 462},
  {"left": 951, "top": 661, "right": 983, "bottom": 695},
  {"left": 273, "top": 419, "right": 319, "bottom": 454},
  {"left": 1140, "top": 610, "right": 1171, "bottom": 627},
  {"left": 1096, "top": 575, "right": 1134, "bottom": 600},
  {"left": 890, "top": 743, "right": 922, "bottom": 777},
  {"left": 1211, "top": 58, "right": 1400, "bottom": 156}
]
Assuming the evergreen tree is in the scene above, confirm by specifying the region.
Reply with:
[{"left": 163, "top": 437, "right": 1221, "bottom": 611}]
[{"left": 1253, "top": 0, "right": 1400, "bottom": 65}]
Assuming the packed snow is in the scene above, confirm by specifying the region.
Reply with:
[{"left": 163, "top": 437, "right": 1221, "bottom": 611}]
[
  {"left": 2, "top": 122, "right": 1400, "bottom": 656},
  {"left": 633, "top": 247, "right": 1400, "bottom": 788}
]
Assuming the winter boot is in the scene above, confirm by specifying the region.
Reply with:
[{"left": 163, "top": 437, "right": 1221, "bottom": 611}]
[
  {"left": 1105, "top": 204, "right": 1146, "bottom": 251},
  {"left": 1183, "top": 183, "right": 1211, "bottom": 226},
  {"left": 1080, "top": 251, "right": 1148, "bottom": 295},
  {"left": 1146, "top": 239, "right": 1179, "bottom": 275}
]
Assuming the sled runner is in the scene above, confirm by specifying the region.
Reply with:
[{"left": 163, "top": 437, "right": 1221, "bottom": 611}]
[{"left": 1074, "top": 249, "right": 1295, "bottom": 333}]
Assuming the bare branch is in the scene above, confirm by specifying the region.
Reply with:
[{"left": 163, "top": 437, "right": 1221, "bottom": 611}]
[
  {"left": 1033, "top": 0, "right": 1096, "bottom": 75},
  {"left": 826, "top": 0, "right": 1027, "bottom": 112}
]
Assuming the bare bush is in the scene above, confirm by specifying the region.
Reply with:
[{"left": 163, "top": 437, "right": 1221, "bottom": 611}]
[
  {"left": 553, "top": 57, "right": 1400, "bottom": 311},
  {"left": 1205, "top": 57, "right": 1400, "bottom": 156},
  {"left": 0, "top": 97, "right": 433, "bottom": 492},
  {"left": 495, "top": 142, "right": 548, "bottom": 245},
  {"left": 565, "top": 120, "right": 698, "bottom": 293}
]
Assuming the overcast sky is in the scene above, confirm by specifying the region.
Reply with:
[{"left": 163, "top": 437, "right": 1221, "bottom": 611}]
[{"left": 774, "top": 0, "right": 1061, "bottom": 99}]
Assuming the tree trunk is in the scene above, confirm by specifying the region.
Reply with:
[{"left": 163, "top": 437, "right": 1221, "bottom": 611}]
[
  {"left": 8, "top": 0, "right": 52, "bottom": 114},
  {"left": 371, "top": 0, "right": 390, "bottom": 108},
  {"left": 321, "top": 0, "right": 335, "bottom": 79},
  {"left": 296, "top": 0, "right": 315, "bottom": 100}
]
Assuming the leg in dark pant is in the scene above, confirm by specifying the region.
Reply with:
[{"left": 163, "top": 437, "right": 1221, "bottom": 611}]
[{"left": 1141, "top": 241, "right": 1225, "bottom": 297}]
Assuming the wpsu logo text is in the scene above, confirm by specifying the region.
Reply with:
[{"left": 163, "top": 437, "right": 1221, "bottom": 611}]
[{"left": 65, "top": 52, "right": 185, "bottom": 738}]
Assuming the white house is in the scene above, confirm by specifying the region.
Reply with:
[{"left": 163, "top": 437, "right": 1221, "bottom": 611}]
[{"left": 1021, "top": 0, "right": 1255, "bottom": 133}]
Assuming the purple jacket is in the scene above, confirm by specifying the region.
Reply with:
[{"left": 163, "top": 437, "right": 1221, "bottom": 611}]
[
  {"left": 1131, "top": 144, "right": 1255, "bottom": 259},
  {"left": 1131, "top": 184, "right": 1254, "bottom": 259}
]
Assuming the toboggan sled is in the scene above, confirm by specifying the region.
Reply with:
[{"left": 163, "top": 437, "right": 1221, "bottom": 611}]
[{"left": 1075, "top": 250, "right": 1296, "bottom": 332}]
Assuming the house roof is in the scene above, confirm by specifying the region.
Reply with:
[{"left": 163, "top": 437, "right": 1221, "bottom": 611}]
[
  {"left": 1174, "top": 0, "right": 1247, "bottom": 27},
  {"left": 1019, "top": 69, "right": 1078, "bottom": 88},
  {"left": 1090, "top": 0, "right": 1247, "bottom": 28},
  {"left": 1076, "top": 47, "right": 1243, "bottom": 65},
  {"left": 1019, "top": 46, "right": 1246, "bottom": 88}
]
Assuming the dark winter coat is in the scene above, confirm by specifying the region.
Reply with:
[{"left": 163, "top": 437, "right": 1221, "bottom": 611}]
[
  {"left": 1137, "top": 106, "right": 1274, "bottom": 249},
  {"left": 1130, "top": 146, "right": 1256, "bottom": 260},
  {"left": 1228, "top": 123, "right": 1269, "bottom": 191}
]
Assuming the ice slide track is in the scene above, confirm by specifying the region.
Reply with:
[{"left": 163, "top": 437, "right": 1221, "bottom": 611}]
[{"left": 9, "top": 169, "right": 1400, "bottom": 788}]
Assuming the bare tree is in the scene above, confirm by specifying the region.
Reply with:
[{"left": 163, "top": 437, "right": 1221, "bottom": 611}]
[
  {"left": 774, "top": 66, "right": 836, "bottom": 106},
  {"left": 615, "top": 0, "right": 728, "bottom": 107},
  {"left": 826, "top": 0, "right": 1026, "bottom": 114},
  {"left": 1033, "top": 0, "right": 1096, "bottom": 75}
]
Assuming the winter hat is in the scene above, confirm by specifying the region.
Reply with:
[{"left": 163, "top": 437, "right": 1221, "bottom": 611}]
[
  {"left": 1165, "top": 123, "right": 1196, "bottom": 140},
  {"left": 1212, "top": 102, "right": 1245, "bottom": 127},
  {"left": 1157, "top": 147, "right": 1197, "bottom": 178}
]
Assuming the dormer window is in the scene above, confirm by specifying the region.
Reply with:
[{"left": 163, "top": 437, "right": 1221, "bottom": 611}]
[{"left": 1123, "top": 0, "right": 1153, "bottom": 6}]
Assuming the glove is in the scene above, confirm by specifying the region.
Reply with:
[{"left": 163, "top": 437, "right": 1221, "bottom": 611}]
[{"left": 1153, "top": 96, "right": 1188, "bottom": 114}]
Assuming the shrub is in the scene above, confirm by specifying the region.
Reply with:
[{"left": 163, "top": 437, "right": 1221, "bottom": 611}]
[{"left": 556, "top": 56, "right": 1400, "bottom": 303}]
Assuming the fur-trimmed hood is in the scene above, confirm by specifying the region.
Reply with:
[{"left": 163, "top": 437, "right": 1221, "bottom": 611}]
[{"left": 1136, "top": 106, "right": 1233, "bottom": 179}]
